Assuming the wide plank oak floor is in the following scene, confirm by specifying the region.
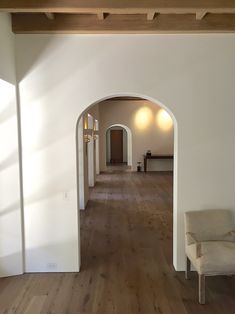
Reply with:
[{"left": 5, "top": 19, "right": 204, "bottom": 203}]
[{"left": 0, "top": 171, "right": 235, "bottom": 313}]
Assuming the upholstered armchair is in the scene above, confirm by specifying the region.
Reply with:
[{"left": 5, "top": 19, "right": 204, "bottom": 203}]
[{"left": 184, "top": 209, "right": 235, "bottom": 304}]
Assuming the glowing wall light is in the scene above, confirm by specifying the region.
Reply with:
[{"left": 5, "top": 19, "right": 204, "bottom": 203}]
[
  {"left": 93, "top": 119, "right": 99, "bottom": 140},
  {"left": 135, "top": 107, "right": 153, "bottom": 130},
  {"left": 156, "top": 109, "right": 173, "bottom": 131},
  {"left": 83, "top": 115, "right": 91, "bottom": 143},
  {"left": 83, "top": 115, "right": 88, "bottom": 130}
]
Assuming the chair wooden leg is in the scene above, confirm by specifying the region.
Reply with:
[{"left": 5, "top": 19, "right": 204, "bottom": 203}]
[
  {"left": 199, "top": 274, "right": 206, "bottom": 304},
  {"left": 185, "top": 256, "right": 191, "bottom": 279}
]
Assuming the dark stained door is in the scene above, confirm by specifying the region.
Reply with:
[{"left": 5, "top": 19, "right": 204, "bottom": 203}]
[{"left": 110, "top": 130, "right": 123, "bottom": 163}]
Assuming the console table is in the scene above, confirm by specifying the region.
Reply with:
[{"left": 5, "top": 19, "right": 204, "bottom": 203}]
[{"left": 143, "top": 155, "right": 173, "bottom": 172}]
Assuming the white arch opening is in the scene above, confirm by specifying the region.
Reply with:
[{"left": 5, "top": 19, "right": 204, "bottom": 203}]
[
  {"left": 106, "top": 123, "right": 132, "bottom": 167},
  {"left": 75, "top": 92, "right": 178, "bottom": 270}
]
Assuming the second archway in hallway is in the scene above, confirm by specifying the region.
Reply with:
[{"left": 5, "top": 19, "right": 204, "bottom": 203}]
[{"left": 106, "top": 124, "right": 132, "bottom": 168}]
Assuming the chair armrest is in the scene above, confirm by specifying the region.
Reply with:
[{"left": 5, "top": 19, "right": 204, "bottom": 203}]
[{"left": 186, "top": 232, "right": 202, "bottom": 258}]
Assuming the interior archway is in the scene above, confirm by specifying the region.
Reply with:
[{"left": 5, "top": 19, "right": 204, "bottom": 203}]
[
  {"left": 106, "top": 124, "right": 132, "bottom": 168},
  {"left": 75, "top": 93, "right": 178, "bottom": 270}
]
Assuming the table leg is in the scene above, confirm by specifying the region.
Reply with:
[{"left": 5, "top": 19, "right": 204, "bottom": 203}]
[{"left": 144, "top": 157, "right": 147, "bottom": 172}]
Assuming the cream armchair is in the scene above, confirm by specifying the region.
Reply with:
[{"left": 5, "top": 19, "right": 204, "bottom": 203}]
[{"left": 184, "top": 209, "right": 235, "bottom": 304}]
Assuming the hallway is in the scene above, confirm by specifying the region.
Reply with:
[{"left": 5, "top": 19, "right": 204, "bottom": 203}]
[
  {"left": 80, "top": 171, "right": 174, "bottom": 313},
  {"left": 0, "top": 172, "right": 235, "bottom": 313}
]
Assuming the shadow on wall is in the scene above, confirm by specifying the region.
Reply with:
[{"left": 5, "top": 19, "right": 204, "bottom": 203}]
[
  {"left": 23, "top": 167, "right": 75, "bottom": 208},
  {"left": 0, "top": 98, "right": 16, "bottom": 122},
  {"left": 0, "top": 239, "right": 79, "bottom": 276},
  {"left": 24, "top": 240, "right": 79, "bottom": 272},
  {"left": 16, "top": 36, "right": 56, "bottom": 81},
  {"left": 0, "top": 150, "right": 19, "bottom": 172},
  {"left": 0, "top": 200, "right": 21, "bottom": 218},
  {"left": 16, "top": 36, "right": 120, "bottom": 88},
  {"left": 0, "top": 251, "right": 23, "bottom": 277}
]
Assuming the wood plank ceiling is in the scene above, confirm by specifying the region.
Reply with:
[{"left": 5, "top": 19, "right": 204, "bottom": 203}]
[{"left": 0, "top": 0, "right": 235, "bottom": 33}]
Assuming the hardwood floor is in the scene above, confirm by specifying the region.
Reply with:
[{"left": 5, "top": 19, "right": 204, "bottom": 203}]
[{"left": 0, "top": 171, "right": 235, "bottom": 313}]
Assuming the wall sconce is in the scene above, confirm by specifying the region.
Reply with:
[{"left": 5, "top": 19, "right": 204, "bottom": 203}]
[
  {"left": 93, "top": 130, "right": 99, "bottom": 140},
  {"left": 93, "top": 119, "right": 99, "bottom": 140},
  {"left": 84, "top": 129, "right": 93, "bottom": 143}
]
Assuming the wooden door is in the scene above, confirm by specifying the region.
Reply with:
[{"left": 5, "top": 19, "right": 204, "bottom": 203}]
[{"left": 110, "top": 130, "right": 123, "bottom": 163}]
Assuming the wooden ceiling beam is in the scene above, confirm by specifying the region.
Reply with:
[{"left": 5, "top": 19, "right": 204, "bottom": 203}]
[
  {"left": 147, "top": 12, "right": 157, "bottom": 21},
  {"left": 1, "top": 0, "right": 235, "bottom": 14},
  {"left": 97, "top": 12, "right": 105, "bottom": 20},
  {"left": 196, "top": 10, "right": 207, "bottom": 20},
  {"left": 3, "top": 1, "right": 235, "bottom": 33},
  {"left": 45, "top": 13, "right": 55, "bottom": 20},
  {"left": 103, "top": 97, "right": 146, "bottom": 102},
  {"left": 11, "top": 13, "right": 235, "bottom": 34}
]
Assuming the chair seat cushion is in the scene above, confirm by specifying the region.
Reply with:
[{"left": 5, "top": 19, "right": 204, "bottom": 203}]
[{"left": 186, "top": 241, "right": 235, "bottom": 275}]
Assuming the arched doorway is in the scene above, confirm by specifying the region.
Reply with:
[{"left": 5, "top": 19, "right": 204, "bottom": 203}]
[
  {"left": 106, "top": 124, "right": 132, "bottom": 168},
  {"left": 76, "top": 93, "right": 178, "bottom": 270}
]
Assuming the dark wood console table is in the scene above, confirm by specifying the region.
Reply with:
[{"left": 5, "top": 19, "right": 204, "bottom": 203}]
[{"left": 143, "top": 155, "right": 173, "bottom": 172}]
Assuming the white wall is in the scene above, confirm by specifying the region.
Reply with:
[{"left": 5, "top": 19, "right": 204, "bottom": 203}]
[
  {"left": 87, "top": 114, "right": 95, "bottom": 187},
  {"left": 88, "top": 105, "right": 100, "bottom": 178},
  {"left": 15, "top": 34, "right": 235, "bottom": 271},
  {"left": 100, "top": 100, "right": 173, "bottom": 171},
  {"left": 79, "top": 107, "right": 100, "bottom": 209},
  {"left": 106, "top": 129, "right": 111, "bottom": 163},
  {"left": 95, "top": 118, "right": 100, "bottom": 175},
  {"left": 95, "top": 136, "right": 100, "bottom": 175},
  {"left": 123, "top": 129, "right": 127, "bottom": 163},
  {"left": 78, "top": 117, "right": 88, "bottom": 210},
  {"left": 0, "top": 13, "right": 23, "bottom": 277}
]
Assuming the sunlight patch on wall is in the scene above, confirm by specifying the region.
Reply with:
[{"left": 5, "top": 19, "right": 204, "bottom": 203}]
[
  {"left": 0, "top": 79, "right": 17, "bottom": 162},
  {"left": 0, "top": 78, "right": 22, "bottom": 276},
  {"left": 135, "top": 106, "right": 153, "bottom": 130},
  {"left": 156, "top": 109, "right": 173, "bottom": 131},
  {"left": 21, "top": 99, "right": 43, "bottom": 152}
]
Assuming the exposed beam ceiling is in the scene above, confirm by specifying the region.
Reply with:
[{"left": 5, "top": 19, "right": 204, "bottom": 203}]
[
  {"left": 1, "top": 1, "right": 235, "bottom": 33},
  {"left": 1, "top": 1, "right": 235, "bottom": 14},
  {"left": 11, "top": 13, "right": 235, "bottom": 34}
]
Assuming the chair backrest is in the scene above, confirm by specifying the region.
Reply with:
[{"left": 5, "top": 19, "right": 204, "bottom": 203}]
[{"left": 184, "top": 209, "right": 234, "bottom": 245}]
